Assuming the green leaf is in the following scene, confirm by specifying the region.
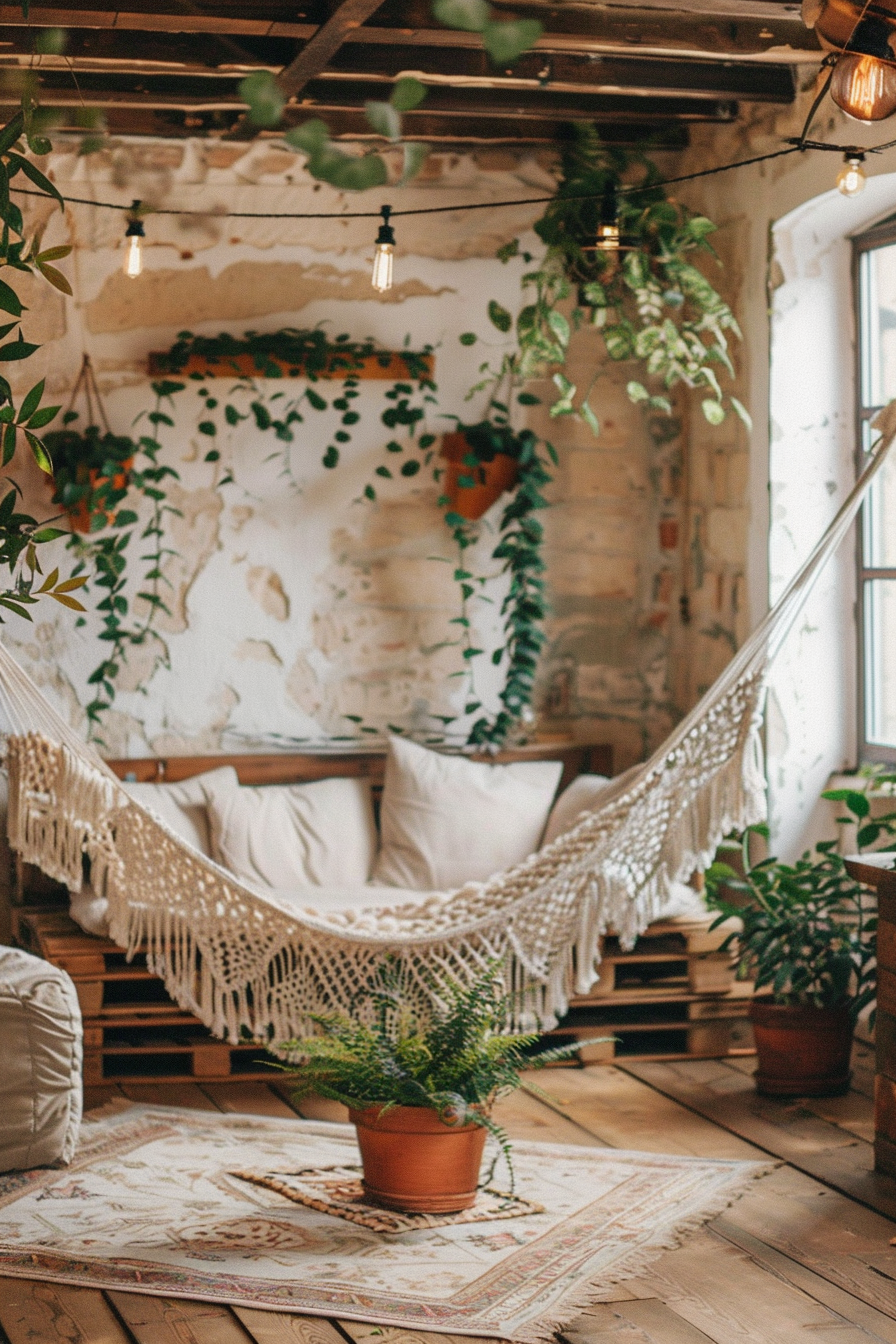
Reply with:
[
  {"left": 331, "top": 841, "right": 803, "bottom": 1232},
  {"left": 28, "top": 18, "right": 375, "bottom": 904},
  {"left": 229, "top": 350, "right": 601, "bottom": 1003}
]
[
  {"left": 0, "top": 336, "right": 38, "bottom": 361},
  {"left": 18, "top": 377, "right": 43, "bottom": 422},
  {"left": 730, "top": 396, "right": 753, "bottom": 431},
  {"left": 488, "top": 300, "right": 512, "bottom": 333},
  {"left": 400, "top": 141, "right": 429, "bottom": 185},
  {"left": 459, "top": 332, "right": 478, "bottom": 347},
  {"left": 36, "top": 262, "right": 72, "bottom": 296},
  {"left": 1, "top": 420, "right": 15, "bottom": 465},
  {"left": 581, "top": 401, "right": 600, "bottom": 435},
  {"left": 239, "top": 71, "right": 285, "bottom": 128},
  {"left": 701, "top": 398, "right": 726, "bottom": 426},
  {"left": 400, "top": 459, "right": 420, "bottom": 476},
  {"left": 365, "top": 100, "right": 401, "bottom": 142},
  {"left": 547, "top": 308, "right": 570, "bottom": 344},
  {"left": 0, "top": 278, "right": 22, "bottom": 317},
  {"left": 481, "top": 18, "right": 543, "bottom": 64},
  {"left": 322, "top": 446, "right": 339, "bottom": 469},
  {"left": 9, "top": 153, "right": 62, "bottom": 209},
  {"left": 24, "top": 429, "right": 51, "bottom": 473},
  {"left": 285, "top": 119, "right": 330, "bottom": 156},
  {"left": 626, "top": 380, "right": 649, "bottom": 403},
  {"left": 516, "top": 391, "right": 540, "bottom": 405},
  {"left": 391, "top": 77, "right": 427, "bottom": 111},
  {"left": 432, "top": 0, "right": 490, "bottom": 31},
  {"left": 0, "top": 113, "right": 23, "bottom": 157}
]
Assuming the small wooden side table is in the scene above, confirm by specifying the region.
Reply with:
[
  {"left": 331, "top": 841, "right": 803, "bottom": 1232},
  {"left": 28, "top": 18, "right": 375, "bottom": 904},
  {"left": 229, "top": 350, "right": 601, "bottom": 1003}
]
[{"left": 844, "top": 852, "right": 896, "bottom": 1176}]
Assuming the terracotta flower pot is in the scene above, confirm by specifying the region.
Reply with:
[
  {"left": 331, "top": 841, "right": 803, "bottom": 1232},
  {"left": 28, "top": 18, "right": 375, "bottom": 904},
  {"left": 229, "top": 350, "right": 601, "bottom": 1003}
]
[
  {"left": 52, "top": 459, "right": 134, "bottom": 534},
  {"left": 441, "top": 431, "right": 519, "bottom": 521},
  {"left": 749, "top": 998, "right": 854, "bottom": 1097},
  {"left": 349, "top": 1103, "right": 487, "bottom": 1213}
]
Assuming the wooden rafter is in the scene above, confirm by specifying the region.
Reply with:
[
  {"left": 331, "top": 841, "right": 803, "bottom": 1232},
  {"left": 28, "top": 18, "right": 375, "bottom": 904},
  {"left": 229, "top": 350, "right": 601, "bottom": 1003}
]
[{"left": 229, "top": 0, "right": 388, "bottom": 139}]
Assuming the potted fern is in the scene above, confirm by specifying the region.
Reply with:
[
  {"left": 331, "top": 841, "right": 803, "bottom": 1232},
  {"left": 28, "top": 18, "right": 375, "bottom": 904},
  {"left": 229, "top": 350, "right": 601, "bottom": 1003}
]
[
  {"left": 282, "top": 962, "right": 601, "bottom": 1213},
  {"left": 706, "top": 784, "right": 887, "bottom": 1097}
]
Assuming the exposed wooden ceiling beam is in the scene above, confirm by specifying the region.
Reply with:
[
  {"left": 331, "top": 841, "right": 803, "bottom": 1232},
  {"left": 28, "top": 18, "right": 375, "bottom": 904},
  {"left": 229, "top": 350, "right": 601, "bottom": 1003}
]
[
  {"left": 18, "top": 82, "right": 737, "bottom": 126},
  {"left": 12, "top": 42, "right": 795, "bottom": 104},
  {"left": 24, "top": 105, "right": 688, "bottom": 147},
  {"left": 228, "top": 0, "right": 389, "bottom": 139},
  {"left": 0, "top": 5, "right": 822, "bottom": 64}
]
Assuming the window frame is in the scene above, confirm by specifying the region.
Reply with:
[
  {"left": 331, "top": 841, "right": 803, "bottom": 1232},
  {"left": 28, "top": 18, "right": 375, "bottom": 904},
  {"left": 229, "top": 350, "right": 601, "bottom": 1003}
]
[{"left": 853, "top": 216, "right": 896, "bottom": 764}]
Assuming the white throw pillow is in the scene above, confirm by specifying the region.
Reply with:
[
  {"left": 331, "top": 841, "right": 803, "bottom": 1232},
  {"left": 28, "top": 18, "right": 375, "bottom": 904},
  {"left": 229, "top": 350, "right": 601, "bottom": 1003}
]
[
  {"left": 541, "top": 773, "right": 611, "bottom": 848},
  {"left": 202, "top": 774, "right": 377, "bottom": 890},
  {"left": 0, "top": 947, "right": 82, "bottom": 1172},
  {"left": 373, "top": 736, "right": 563, "bottom": 891},
  {"left": 122, "top": 765, "right": 239, "bottom": 856}
]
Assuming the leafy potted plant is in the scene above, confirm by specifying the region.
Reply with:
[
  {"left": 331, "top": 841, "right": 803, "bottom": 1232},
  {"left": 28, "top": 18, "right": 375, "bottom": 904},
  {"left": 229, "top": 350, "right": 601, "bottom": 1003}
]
[
  {"left": 441, "top": 419, "right": 531, "bottom": 520},
  {"left": 706, "top": 787, "right": 886, "bottom": 1097},
  {"left": 45, "top": 416, "right": 136, "bottom": 534},
  {"left": 282, "top": 961, "right": 602, "bottom": 1212}
]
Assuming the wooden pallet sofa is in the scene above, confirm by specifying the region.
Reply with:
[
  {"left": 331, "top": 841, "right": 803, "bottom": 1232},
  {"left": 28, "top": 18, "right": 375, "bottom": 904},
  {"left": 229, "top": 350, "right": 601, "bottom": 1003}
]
[{"left": 6, "top": 739, "right": 753, "bottom": 1084}]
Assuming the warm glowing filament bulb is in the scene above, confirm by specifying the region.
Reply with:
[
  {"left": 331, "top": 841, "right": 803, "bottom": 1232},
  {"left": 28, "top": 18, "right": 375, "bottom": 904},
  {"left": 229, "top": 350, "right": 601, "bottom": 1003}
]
[
  {"left": 371, "top": 204, "right": 396, "bottom": 294},
  {"left": 371, "top": 241, "right": 394, "bottom": 293},
  {"left": 595, "top": 222, "right": 621, "bottom": 253},
  {"left": 837, "top": 155, "right": 867, "bottom": 196},
  {"left": 124, "top": 232, "right": 143, "bottom": 278},
  {"left": 123, "top": 202, "right": 145, "bottom": 280},
  {"left": 830, "top": 52, "right": 896, "bottom": 122}
]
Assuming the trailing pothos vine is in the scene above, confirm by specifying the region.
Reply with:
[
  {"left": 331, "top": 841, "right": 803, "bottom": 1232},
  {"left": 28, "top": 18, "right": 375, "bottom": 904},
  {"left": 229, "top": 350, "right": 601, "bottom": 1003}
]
[
  {"left": 46, "top": 389, "right": 181, "bottom": 735},
  {"left": 443, "top": 126, "right": 749, "bottom": 744}
]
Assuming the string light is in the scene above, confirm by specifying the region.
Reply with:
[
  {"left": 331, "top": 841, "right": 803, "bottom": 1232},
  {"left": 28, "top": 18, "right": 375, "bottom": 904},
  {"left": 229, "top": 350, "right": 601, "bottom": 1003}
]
[
  {"left": 371, "top": 205, "right": 395, "bottom": 293},
  {"left": 123, "top": 199, "right": 145, "bottom": 278},
  {"left": 837, "top": 151, "right": 867, "bottom": 194},
  {"left": 830, "top": 51, "right": 896, "bottom": 121}
]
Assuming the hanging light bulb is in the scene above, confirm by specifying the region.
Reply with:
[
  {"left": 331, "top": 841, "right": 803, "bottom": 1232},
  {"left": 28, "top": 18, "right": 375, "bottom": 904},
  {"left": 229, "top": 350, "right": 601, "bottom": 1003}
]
[
  {"left": 830, "top": 51, "right": 896, "bottom": 121},
  {"left": 837, "top": 152, "right": 867, "bottom": 195},
  {"left": 123, "top": 200, "right": 145, "bottom": 278},
  {"left": 371, "top": 204, "right": 395, "bottom": 293}
]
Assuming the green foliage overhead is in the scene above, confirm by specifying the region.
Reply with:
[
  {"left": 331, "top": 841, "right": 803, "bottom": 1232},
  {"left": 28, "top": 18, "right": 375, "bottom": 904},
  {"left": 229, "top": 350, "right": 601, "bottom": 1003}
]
[
  {"left": 282, "top": 959, "right": 602, "bottom": 1190},
  {"left": 521, "top": 125, "right": 746, "bottom": 429}
]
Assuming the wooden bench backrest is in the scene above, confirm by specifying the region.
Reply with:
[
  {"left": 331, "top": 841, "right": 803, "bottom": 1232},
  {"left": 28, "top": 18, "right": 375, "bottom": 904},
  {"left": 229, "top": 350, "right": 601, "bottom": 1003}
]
[{"left": 105, "top": 742, "right": 612, "bottom": 796}]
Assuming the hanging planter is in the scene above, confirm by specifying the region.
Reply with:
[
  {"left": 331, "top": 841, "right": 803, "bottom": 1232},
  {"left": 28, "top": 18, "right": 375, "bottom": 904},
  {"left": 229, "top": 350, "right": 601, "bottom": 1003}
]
[
  {"left": 44, "top": 356, "right": 137, "bottom": 534},
  {"left": 441, "top": 422, "right": 522, "bottom": 521},
  {"left": 45, "top": 425, "right": 135, "bottom": 534}
]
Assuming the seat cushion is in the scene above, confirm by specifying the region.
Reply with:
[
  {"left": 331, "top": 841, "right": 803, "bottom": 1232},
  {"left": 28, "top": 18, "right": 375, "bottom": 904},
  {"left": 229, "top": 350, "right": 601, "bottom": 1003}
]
[
  {"left": 0, "top": 947, "right": 82, "bottom": 1173},
  {"left": 122, "top": 765, "right": 239, "bottom": 856},
  {"left": 202, "top": 774, "right": 378, "bottom": 890},
  {"left": 373, "top": 736, "right": 563, "bottom": 891},
  {"left": 541, "top": 773, "right": 611, "bottom": 848}
]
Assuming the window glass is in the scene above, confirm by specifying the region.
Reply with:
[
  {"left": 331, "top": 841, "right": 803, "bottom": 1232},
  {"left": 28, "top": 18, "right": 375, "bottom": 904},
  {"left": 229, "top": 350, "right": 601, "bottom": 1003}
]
[
  {"left": 864, "top": 580, "right": 896, "bottom": 746},
  {"left": 863, "top": 449, "right": 896, "bottom": 567},
  {"left": 860, "top": 244, "right": 896, "bottom": 407}
]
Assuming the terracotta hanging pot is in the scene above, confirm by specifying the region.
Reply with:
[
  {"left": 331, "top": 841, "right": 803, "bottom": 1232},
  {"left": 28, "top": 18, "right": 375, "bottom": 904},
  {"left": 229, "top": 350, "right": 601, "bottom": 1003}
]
[
  {"left": 349, "top": 1104, "right": 487, "bottom": 1212},
  {"left": 749, "top": 998, "right": 854, "bottom": 1097},
  {"left": 441, "top": 431, "right": 519, "bottom": 521},
  {"left": 62, "top": 459, "right": 134, "bottom": 534}
]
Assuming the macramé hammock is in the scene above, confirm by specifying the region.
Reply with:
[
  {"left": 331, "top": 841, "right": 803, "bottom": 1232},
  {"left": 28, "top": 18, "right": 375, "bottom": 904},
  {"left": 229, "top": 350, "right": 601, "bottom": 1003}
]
[{"left": 4, "top": 405, "right": 896, "bottom": 1041}]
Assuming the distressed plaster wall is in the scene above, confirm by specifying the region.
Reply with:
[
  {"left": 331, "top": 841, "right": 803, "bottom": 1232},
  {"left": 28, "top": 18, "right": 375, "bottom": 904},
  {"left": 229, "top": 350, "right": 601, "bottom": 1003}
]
[{"left": 0, "top": 134, "right": 749, "bottom": 773}]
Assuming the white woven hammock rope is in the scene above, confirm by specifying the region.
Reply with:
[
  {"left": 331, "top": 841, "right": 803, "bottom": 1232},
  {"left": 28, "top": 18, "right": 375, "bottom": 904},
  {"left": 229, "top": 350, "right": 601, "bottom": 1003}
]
[{"left": 4, "top": 404, "right": 896, "bottom": 1043}]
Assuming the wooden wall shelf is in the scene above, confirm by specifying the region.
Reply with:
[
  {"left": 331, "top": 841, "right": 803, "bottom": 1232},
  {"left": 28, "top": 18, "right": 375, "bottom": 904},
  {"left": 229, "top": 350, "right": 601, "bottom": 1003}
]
[{"left": 146, "top": 351, "right": 435, "bottom": 381}]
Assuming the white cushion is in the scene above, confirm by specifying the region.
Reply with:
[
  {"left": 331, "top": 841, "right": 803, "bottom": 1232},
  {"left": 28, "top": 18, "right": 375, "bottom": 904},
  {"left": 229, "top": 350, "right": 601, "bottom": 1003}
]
[
  {"left": 202, "top": 775, "right": 378, "bottom": 890},
  {"left": 122, "top": 765, "right": 239, "bottom": 856},
  {"left": 541, "top": 773, "right": 611, "bottom": 848},
  {"left": 0, "top": 947, "right": 82, "bottom": 1172},
  {"left": 373, "top": 736, "right": 563, "bottom": 891}
]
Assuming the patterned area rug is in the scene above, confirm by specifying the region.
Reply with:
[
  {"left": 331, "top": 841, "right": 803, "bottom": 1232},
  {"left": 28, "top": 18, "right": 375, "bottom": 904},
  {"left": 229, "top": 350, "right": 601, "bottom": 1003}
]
[
  {"left": 0, "top": 1104, "right": 769, "bottom": 1341},
  {"left": 232, "top": 1166, "right": 543, "bottom": 1233}
]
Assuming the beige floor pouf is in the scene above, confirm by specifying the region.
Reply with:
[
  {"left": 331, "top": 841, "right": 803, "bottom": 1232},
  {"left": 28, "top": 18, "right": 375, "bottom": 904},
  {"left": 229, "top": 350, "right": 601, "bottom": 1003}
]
[{"left": 0, "top": 946, "right": 82, "bottom": 1172}]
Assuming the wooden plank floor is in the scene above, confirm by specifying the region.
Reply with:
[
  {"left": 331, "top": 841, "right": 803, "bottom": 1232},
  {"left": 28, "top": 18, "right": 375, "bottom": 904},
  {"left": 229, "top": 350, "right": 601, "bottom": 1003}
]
[{"left": 1, "top": 1044, "right": 895, "bottom": 1344}]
